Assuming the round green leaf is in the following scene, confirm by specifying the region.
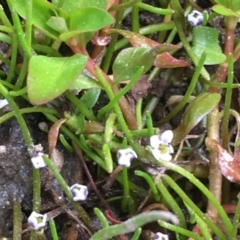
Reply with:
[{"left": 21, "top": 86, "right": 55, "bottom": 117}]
[
  {"left": 60, "top": 7, "right": 115, "bottom": 41},
  {"left": 70, "top": 73, "right": 102, "bottom": 90},
  {"left": 27, "top": 54, "right": 88, "bottom": 105},
  {"left": 60, "top": 0, "right": 107, "bottom": 13},
  {"left": 192, "top": 26, "right": 226, "bottom": 65},
  {"left": 112, "top": 47, "right": 155, "bottom": 82}
]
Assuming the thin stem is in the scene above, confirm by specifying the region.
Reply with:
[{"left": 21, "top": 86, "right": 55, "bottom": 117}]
[
  {"left": 6, "top": 32, "right": 18, "bottom": 83},
  {"left": 157, "top": 160, "right": 232, "bottom": 234},
  {"left": 136, "top": 2, "right": 173, "bottom": 15},
  {"left": 25, "top": 0, "right": 33, "bottom": 47},
  {"left": 102, "top": 0, "right": 126, "bottom": 72},
  {"left": 13, "top": 200, "right": 22, "bottom": 240},
  {"left": 6, "top": 0, "right": 33, "bottom": 59},
  {"left": 42, "top": 155, "right": 92, "bottom": 230},
  {"left": 170, "top": 0, "right": 210, "bottom": 80},
  {"left": 49, "top": 219, "right": 59, "bottom": 240},
  {"left": 156, "top": 52, "right": 206, "bottom": 126}
]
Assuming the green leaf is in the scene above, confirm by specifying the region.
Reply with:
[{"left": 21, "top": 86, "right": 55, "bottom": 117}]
[
  {"left": 112, "top": 47, "right": 155, "bottom": 82},
  {"left": 212, "top": 4, "right": 240, "bottom": 17},
  {"left": 69, "top": 73, "right": 102, "bottom": 90},
  {"left": 12, "top": 0, "right": 61, "bottom": 39},
  {"left": 27, "top": 54, "right": 88, "bottom": 105},
  {"left": 192, "top": 26, "right": 226, "bottom": 65},
  {"left": 80, "top": 88, "right": 101, "bottom": 108},
  {"left": 214, "top": 0, "right": 240, "bottom": 11},
  {"left": 46, "top": 16, "right": 68, "bottom": 33},
  {"left": 108, "top": 29, "right": 180, "bottom": 51},
  {"left": 59, "top": 7, "right": 115, "bottom": 41},
  {"left": 172, "top": 93, "right": 221, "bottom": 145},
  {"left": 60, "top": 0, "right": 107, "bottom": 13}
]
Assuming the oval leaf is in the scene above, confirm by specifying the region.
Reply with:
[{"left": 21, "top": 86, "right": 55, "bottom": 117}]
[
  {"left": 107, "top": 29, "right": 180, "bottom": 51},
  {"left": 27, "top": 54, "right": 88, "bottom": 105},
  {"left": 113, "top": 47, "right": 155, "bottom": 82},
  {"left": 60, "top": 0, "right": 107, "bottom": 13},
  {"left": 172, "top": 93, "right": 221, "bottom": 145},
  {"left": 12, "top": 0, "right": 62, "bottom": 39},
  {"left": 154, "top": 52, "right": 189, "bottom": 68},
  {"left": 69, "top": 73, "right": 102, "bottom": 90},
  {"left": 192, "top": 26, "right": 226, "bottom": 65},
  {"left": 60, "top": 7, "right": 114, "bottom": 41}
]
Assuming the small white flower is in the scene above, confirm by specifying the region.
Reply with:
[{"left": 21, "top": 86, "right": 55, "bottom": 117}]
[
  {"left": 187, "top": 10, "right": 203, "bottom": 26},
  {"left": 28, "top": 211, "right": 47, "bottom": 230},
  {"left": 150, "top": 130, "right": 174, "bottom": 161},
  {"left": 155, "top": 232, "right": 169, "bottom": 240},
  {"left": 117, "top": 148, "right": 138, "bottom": 167},
  {"left": 70, "top": 184, "right": 88, "bottom": 201},
  {"left": 31, "top": 152, "right": 47, "bottom": 169},
  {"left": 0, "top": 99, "right": 8, "bottom": 109}
]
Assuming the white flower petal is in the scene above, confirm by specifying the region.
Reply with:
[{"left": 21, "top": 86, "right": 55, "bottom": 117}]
[
  {"left": 28, "top": 211, "right": 47, "bottom": 230},
  {"left": 168, "top": 145, "right": 174, "bottom": 154},
  {"left": 117, "top": 148, "right": 137, "bottom": 167},
  {"left": 0, "top": 99, "right": 8, "bottom": 109},
  {"left": 156, "top": 232, "right": 169, "bottom": 240},
  {"left": 150, "top": 135, "right": 161, "bottom": 149},
  {"left": 187, "top": 10, "right": 203, "bottom": 26},
  {"left": 70, "top": 184, "right": 88, "bottom": 201},
  {"left": 160, "top": 130, "right": 174, "bottom": 144},
  {"left": 31, "top": 153, "right": 47, "bottom": 169},
  {"left": 150, "top": 148, "right": 172, "bottom": 161}
]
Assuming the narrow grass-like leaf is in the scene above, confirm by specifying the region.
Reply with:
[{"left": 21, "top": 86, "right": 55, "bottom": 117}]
[{"left": 90, "top": 211, "right": 179, "bottom": 240}]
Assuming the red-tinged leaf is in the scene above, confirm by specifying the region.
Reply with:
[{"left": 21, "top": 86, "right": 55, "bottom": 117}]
[
  {"left": 48, "top": 119, "right": 66, "bottom": 155},
  {"left": 107, "top": 29, "right": 180, "bottom": 51},
  {"left": 205, "top": 137, "right": 240, "bottom": 182},
  {"left": 50, "top": 148, "right": 64, "bottom": 172},
  {"left": 154, "top": 52, "right": 189, "bottom": 68}
]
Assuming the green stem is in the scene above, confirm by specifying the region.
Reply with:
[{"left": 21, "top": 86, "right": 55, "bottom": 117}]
[
  {"left": 0, "top": 4, "right": 12, "bottom": 27},
  {"left": 102, "top": 0, "right": 127, "bottom": 72},
  {"left": 49, "top": 219, "right": 59, "bottom": 240},
  {"left": 170, "top": 0, "right": 210, "bottom": 80},
  {"left": 162, "top": 175, "right": 223, "bottom": 239},
  {"left": 135, "top": 170, "right": 160, "bottom": 202},
  {"left": 0, "top": 107, "right": 58, "bottom": 124},
  {"left": 13, "top": 200, "right": 22, "bottom": 240},
  {"left": 158, "top": 221, "right": 202, "bottom": 240},
  {"left": 95, "top": 67, "right": 146, "bottom": 158},
  {"left": 222, "top": 55, "right": 233, "bottom": 148},
  {"left": 114, "top": 21, "right": 175, "bottom": 51},
  {"left": 0, "top": 83, "right": 34, "bottom": 149},
  {"left": 132, "top": 4, "right": 140, "bottom": 33},
  {"left": 25, "top": 0, "right": 32, "bottom": 47},
  {"left": 43, "top": 155, "right": 92, "bottom": 230},
  {"left": 97, "top": 67, "right": 144, "bottom": 119},
  {"left": 136, "top": 2, "right": 173, "bottom": 15},
  {"left": 64, "top": 90, "right": 96, "bottom": 120},
  {"left": 6, "top": 0, "right": 33, "bottom": 58},
  {"left": 156, "top": 51, "right": 207, "bottom": 126},
  {"left": 230, "top": 194, "right": 240, "bottom": 239},
  {"left": 94, "top": 207, "right": 109, "bottom": 228},
  {"left": 90, "top": 211, "right": 178, "bottom": 240},
  {"left": 156, "top": 179, "right": 187, "bottom": 229},
  {"left": 6, "top": 32, "right": 18, "bottom": 83},
  {"left": 158, "top": 160, "right": 232, "bottom": 234}
]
